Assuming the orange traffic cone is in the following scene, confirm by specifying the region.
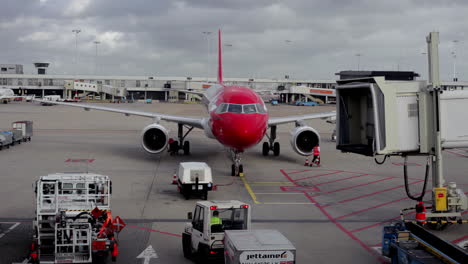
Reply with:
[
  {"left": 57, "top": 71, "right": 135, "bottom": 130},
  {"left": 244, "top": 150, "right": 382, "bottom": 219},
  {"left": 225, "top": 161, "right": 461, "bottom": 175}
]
[
  {"left": 304, "top": 157, "right": 309, "bottom": 166},
  {"left": 172, "top": 174, "right": 177, "bottom": 184},
  {"left": 415, "top": 201, "right": 426, "bottom": 225}
]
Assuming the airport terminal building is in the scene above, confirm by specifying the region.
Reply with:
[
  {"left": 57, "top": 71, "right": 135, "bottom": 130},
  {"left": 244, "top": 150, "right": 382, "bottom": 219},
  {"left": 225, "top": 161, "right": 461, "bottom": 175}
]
[{"left": 2, "top": 63, "right": 467, "bottom": 104}]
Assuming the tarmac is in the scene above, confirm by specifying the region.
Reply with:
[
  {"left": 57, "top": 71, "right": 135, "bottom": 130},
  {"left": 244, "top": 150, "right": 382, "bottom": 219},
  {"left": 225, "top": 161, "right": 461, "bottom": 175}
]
[{"left": 0, "top": 101, "right": 466, "bottom": 264}]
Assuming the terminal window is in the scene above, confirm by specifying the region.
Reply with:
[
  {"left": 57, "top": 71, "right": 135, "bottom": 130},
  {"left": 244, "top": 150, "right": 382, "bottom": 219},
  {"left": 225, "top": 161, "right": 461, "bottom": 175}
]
[{"left": 1, "top": 68, "right": 6, "bottom": 72}]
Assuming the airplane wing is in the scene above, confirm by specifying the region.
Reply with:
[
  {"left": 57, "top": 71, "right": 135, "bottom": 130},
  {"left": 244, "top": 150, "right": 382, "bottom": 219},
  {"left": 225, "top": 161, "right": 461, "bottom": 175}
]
[
  {"left": 268, "top": 111, "right": 336, "bottom": 126},
  {"left": 33, "top": 99, "right": 205, "bottom": 129}
]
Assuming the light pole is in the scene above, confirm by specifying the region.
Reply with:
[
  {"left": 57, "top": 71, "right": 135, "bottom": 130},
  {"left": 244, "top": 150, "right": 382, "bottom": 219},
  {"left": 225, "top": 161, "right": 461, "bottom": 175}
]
[
  {"left": 72, "top": 29, "right": 81, "bottom": 75},
  {"left": 452, "top": 40, "right": 459, "bottom": 81},
  {"left": 202, "top": 31, "right": 212, "bottom": 81},
  {"left": 93, "top": 40, "right": 100, "bottom": 75},
  {"left": 355, "top": 53, "right": 362, "bottom": 71},
  {"left": 224, "top": 44, "right": 233, "bottom": 78}
]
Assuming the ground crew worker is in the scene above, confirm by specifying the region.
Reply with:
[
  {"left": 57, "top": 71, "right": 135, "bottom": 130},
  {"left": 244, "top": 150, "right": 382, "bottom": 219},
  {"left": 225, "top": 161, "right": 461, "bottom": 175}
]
[
  {"left": 211, "top": 210, "right": 222, "bottom": 226},
  {"left": 167, "top": 138, "right": 177, "bottom": 155},
  {"left": 311, "top": 145, "right": 320, "bottom": 166}
]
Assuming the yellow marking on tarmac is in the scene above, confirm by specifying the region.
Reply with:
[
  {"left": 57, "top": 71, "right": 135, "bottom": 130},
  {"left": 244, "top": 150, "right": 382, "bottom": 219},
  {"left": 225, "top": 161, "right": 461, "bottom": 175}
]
[
  {"left": 255, "top": 193, "right": 304, "bottom": 195},
  {"left": 249, "top": 182, "right": 294, "bottom": 184},
  {"left": 240, "top": 175, "right": 260, "bottom": 204},
  {"left": 262, "top": 202, "right": 315, "bottom": 205}
]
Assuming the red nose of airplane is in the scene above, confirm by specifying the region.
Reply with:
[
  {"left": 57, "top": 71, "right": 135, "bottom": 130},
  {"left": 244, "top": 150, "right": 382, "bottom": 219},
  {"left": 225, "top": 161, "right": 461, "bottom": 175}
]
[{"left": 213, "top": 113, "right": 268, "bottom": 151}]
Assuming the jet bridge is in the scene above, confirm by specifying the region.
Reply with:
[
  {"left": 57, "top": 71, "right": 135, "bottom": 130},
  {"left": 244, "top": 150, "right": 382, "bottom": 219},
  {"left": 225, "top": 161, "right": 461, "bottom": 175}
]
[{"left": 335, "top": 32, "right": 467, "bottom": 228}]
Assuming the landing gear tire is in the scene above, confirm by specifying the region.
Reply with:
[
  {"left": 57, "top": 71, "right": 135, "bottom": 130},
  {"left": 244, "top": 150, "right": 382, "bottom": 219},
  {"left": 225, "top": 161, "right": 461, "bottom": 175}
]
[
  {"left": 231, "top": 164, "right": 236, "bottom": 176},
  {"left": 183, "top": 141, "right": 190, "bottom": 155},
  {"left": 262, "top": 142, "right": 269, "bottom": 156},
  {"left": 273, "top": 142, "right": 280, "bottom": 156},
  {"left": 239, "top": 165, "right": 244, "bottom": 174}
]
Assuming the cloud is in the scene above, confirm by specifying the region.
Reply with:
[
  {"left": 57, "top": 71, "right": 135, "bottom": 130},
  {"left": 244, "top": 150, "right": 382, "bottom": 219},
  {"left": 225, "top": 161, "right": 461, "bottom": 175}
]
[{"left": 0, "top": 0, "right": 467, "bottom": 80}]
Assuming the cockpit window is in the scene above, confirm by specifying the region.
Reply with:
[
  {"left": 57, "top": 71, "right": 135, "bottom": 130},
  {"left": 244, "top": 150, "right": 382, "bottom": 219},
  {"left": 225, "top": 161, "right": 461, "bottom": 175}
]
[
  {"left": 228, "top": 104, "right": 242, "bottom": 113},
  {"left": 216, "top": 103, "right": 229, "bottom": 113},
  {"left": 256, "top": 103, "right": 267, "bottom": 114},
  {"left": 216, "top": 103, "right": 267, "bottom": 114},
  {"left": 243, "top": 104, "right": 257, "bottom": 113}
]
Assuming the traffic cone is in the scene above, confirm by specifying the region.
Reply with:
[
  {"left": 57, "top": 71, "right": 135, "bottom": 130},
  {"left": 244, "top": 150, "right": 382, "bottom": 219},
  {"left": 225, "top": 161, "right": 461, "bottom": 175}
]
[
  {"left": 304, "top": 157, "right": 309, "bottom": 166},
  {"left": 415, "top": 201, "right": 426, "bottom": 225},
  {"left": 172, "top": 174, "right": 177, "bottom": 184}
]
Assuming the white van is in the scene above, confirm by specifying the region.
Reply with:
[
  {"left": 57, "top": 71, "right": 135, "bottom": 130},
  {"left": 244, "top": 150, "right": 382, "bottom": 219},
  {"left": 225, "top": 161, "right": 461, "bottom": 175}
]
[{"left": 177, "top": 162, "right": 213, "bottom": 200}]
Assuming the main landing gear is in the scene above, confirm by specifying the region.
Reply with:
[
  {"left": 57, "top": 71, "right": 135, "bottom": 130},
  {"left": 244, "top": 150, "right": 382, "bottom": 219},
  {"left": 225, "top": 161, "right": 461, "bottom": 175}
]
[
  {"left": 169, "top": 124, "right": 194, "bottom": 155},
  {"left": 262, "top": 125, "right": 280, "bottom": 156},
  {"left": 230, "top": 150, "right": 244, "bottom": 176}
]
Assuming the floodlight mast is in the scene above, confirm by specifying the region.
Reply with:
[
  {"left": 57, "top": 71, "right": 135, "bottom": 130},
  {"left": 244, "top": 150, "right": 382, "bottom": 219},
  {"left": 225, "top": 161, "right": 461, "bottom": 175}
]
[{"left": 426, "top": 32, "right": 444, "bottom": 189}]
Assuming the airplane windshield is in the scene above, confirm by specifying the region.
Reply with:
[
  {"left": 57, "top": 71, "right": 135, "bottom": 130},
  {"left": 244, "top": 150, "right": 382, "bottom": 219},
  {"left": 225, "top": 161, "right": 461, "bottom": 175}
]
[
  {"left": 228, "top": 104, "right": 242, "bottom": 113},
  {"left": 215, "top": 103, "right": 266, "bottom": 114},
  {"left": 243, "top": 104, "right": 257, "bottom": 113}
]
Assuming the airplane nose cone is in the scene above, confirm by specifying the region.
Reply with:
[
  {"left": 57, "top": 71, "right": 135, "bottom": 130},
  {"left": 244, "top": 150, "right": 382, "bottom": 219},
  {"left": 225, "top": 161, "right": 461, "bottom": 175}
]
[{"left": 219, "top": 114, "right": 268, "bottom": 151}]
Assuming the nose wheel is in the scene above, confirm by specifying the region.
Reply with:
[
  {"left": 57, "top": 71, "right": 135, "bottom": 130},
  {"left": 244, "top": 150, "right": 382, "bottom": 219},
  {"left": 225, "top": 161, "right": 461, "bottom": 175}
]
[
  {"left": 262, "top": 126, "right": 280, "bottom": 156},
  {"left": 230, "top": 150, "right": 244, "bottom": 176}
]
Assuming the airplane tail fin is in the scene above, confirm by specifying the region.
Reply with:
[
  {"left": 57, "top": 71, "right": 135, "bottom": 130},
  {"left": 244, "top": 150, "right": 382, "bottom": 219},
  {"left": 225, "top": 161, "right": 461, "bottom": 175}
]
[{"left": 217, "top": 29, "right": 223, "bottom": 83}]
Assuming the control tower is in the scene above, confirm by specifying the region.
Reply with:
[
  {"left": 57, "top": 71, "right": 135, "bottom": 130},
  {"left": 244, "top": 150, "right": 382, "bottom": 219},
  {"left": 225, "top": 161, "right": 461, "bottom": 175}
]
[{"left": 34, "top": 62, "right": 50, "bottom": 75}]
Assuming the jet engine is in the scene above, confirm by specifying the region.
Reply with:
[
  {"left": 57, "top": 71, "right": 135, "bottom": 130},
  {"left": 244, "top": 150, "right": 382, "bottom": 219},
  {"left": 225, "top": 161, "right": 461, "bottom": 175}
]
[
  {"left": 141, "top": 123, "right": 169, "bottom": 154},
  {"left": 290, "top": 126, "right": 320, "bottom": 156}
]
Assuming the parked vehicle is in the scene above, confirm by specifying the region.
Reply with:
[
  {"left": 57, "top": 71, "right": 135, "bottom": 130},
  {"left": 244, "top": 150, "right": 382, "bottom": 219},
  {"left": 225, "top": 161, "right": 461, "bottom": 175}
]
[
  {"left": 177, "top": 162, "right": 213, "bottom": 200},
  {"left": 0, "top": 131, "right": 13, "bottom": 150},
  {"left": 12, "top": 120, "right": 33, "bottom": 142},
  {"left": 224, "top": 229, "right": 296, "bottom": 264},
  {"left": 183, "top": 200, "right": 251, "bottom": 262},
  {"left": 30, "top": 172, "right": 124, "bottom": 263},
  {"left": 294, "top": 100, "right": 318, "bottom": 106}
]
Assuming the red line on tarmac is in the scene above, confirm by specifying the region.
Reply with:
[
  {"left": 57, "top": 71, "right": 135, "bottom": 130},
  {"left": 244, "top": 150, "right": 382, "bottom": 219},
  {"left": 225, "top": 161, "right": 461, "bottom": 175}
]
[
  {"left": 293, "top": 171, "right": 343, "bottom": 182},
  {"left": 303, "top": 192, "right": 386, "bottom": 262},
  {"left": 452, "top": 235, "right": 468, "bottom": 244},
  {"left": 322, "top": 180, "right": 425, "bottom": 208},
  {"left": 126, "top": 224, "right": 182, "bottom": 238},
  {"left": 325, "top": 177, "right": 394, "bottom": 195},
  {"left": 280, "top": 170, "right": 300, "bottom": 186},
  {"left": 445, "top": 149, "right": 468, "bottom": 158},
  {"left": 283, "top": 169, "right": 313, "bottom": 175},
  {"left": 279, "top": 170, "right": 386, "bottom": 263},
  {"left": 334, "top": 196, "right": 412, "bottom": 220},
  {"left": 315, "top": 173, "right": 369, "bottom": 186},
  {"left": 349, "top": 212, "right": 415, "bottom": 233}
]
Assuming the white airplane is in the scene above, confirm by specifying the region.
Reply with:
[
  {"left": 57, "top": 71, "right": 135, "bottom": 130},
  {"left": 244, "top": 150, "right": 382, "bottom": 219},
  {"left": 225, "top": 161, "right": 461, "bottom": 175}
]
[
  {"left": 0, "top": 88, "right": 16, "bottom": 103},
  {"left": 35, "top": 30, "right": 335, "bottom": 176}
]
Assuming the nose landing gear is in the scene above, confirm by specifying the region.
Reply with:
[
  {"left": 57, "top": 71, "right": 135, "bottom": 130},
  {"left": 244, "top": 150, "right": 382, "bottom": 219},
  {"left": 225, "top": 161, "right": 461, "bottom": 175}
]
[
  {"left": 230, "top": 150, "right": 244, "bottom": 176},
  {"left": 262, "top": 126, "right": 280, "bottom": 156}
]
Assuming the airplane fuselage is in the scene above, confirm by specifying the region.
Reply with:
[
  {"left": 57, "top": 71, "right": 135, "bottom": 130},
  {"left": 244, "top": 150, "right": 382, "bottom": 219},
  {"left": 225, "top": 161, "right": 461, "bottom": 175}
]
[{"left": 203, "top": 84, "right": 268, "bottom": 152}]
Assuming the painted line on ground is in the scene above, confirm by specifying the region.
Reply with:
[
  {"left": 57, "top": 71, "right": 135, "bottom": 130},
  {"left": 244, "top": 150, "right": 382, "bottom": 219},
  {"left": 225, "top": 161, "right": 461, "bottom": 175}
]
[
  {"left": 445, "top": 149, "right": 468, "bottom": 158},
  {"left": 126, "top": 224, "right": 182, "bottom": 238},
  {"left": 452, "top": 235, "right": 468, "bottom": 244},
  {"left": 334, "top": 196, "right": 414, "bottom": 220},
  {"left": 240, "top": 175, "right": 261, "bottom": 204},
  {"left": 322, "top": 180, "right": 425, "bottom": 208},
  {"left": 293, "top": 171, "right": 343, "bottom": 182},
  {"left": 324, "top": 177, "right": 394, "bottom": 195},
  {"left": 349, "top": 212, "right": 415, "bottom": 233},
  {"left": 279, "top": 170, "right": 386, "bottom": 263},
  {"left": 0, "top": 222, "right": 20, "bottom": 239},
  {"left": 262, "top": 202, "right": 315, "bottom": 205},
  {"left": 314, "top": 173, "right": 369, "bottom": 186},
  {"left": 254, "top": 193, "right": 304, "bottom": 195}
]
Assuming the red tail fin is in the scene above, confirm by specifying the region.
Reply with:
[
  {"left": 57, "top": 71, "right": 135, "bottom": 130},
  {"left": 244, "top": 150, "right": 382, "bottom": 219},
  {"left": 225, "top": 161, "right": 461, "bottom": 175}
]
[{"left": 217, "top": 29, "right": 223, "bottom": 83}]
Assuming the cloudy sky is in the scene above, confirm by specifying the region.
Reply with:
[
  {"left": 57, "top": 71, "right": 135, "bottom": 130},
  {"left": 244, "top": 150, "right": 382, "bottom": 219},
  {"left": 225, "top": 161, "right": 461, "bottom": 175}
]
[{"left": 1, "top": 0, "right": 467, "bottom": 80}]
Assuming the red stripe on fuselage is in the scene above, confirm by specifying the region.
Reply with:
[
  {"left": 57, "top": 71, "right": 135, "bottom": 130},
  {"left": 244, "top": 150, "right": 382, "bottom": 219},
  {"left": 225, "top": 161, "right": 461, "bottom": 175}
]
[{"left": 210, "top": 85, "right": 268, "bottom": 151}]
